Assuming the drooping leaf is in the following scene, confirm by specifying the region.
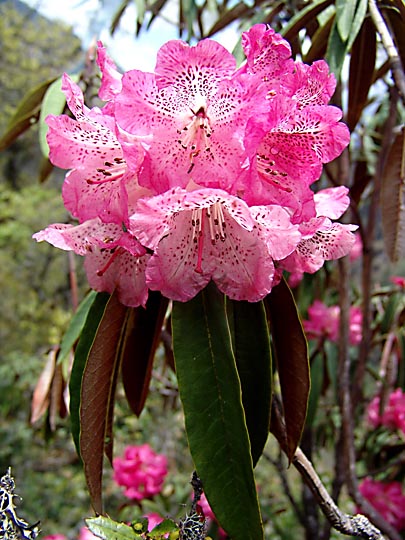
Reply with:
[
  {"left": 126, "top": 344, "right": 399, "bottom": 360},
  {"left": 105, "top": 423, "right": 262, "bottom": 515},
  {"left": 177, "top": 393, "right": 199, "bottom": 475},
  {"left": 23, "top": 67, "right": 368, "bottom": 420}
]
[
  {"left": 381, "top": 128, "right": 405, "bottom": 262},
  {"left": 110, "top": 0, "right": 131, "bottom": 35},
  {"left": 348, "top": 18, "right": 376, "bottom": 131},
  {"left": 207, "top": 3, "right": 254, "bottom": 37},
  {"left": 121, "top": 292, "right": 169, "bottom": 417},
  {"left": 70, "top": 292, "right": 110, "bottom": 459},
  {"left": 31, "top": 347, "right": 58, "bottom": 424},
  {"left": 282, "top": 0, "right": 333, "bottom": 43},
  {"left": 347, "top": 0, "right": 368, "bottom": 51},
  {"left": 86, "top": 517, "right": 142, "bottom": 540},
  {"left": 264, "top": 279, "right": 310, "bottom": 462},
  {"left": 59, "top": 290, "right": 98, "bottom": 377},
  {"left": 0, "top": 77, "right": 58, "bottom": 151},
  {"left": 226, "top": 299, "right": 272, "bottom": 466},
  {"left": 38, "top": 74, "right": 80, "bottom": 158},
  {"left": 384, "top": 4, "right": 405, "bottom": 74},
  {"left": 69, "top": 291, "right": 126, "bottom": 514},
  {"left": 80, "top": 291, "right": 129, "bottom": 513},
  {"left": 304, "top": 13, "right": 334, "bottom": 63},
  {"left": 336, "top": 0, "right": 357, "bottom": 42},
  {"left": 172, "top": 284, "right": 263, "bottom": 540},
  {"left": 325, "top": 18, "right": 347, "bottom": 77}
]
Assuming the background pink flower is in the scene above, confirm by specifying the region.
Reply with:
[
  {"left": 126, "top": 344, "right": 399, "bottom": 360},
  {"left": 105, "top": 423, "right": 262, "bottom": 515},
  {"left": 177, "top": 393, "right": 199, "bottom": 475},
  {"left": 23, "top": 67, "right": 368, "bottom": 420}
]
[
  {"left": 390, "top": 276, "right": 405, "bottom": 288},
  {"left": 367, "top": 388, "right": 405, "bottom": 434},
  {"left": 303, "top": 300, "right": 362, "bottom": 345},
  {"left": 358, "top": 478, "right": 405, "bottom": 532},
  {"left": 78, "top": 527, "right": 98, "bottom": 540},
  {"left": 113, "top": 444, "right": 168, "bottom": 501}
]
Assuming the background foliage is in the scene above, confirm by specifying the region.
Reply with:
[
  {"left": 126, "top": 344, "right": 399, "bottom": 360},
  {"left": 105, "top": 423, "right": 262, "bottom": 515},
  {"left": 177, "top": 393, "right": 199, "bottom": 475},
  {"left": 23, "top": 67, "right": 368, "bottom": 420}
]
[{"left": 1, "top": 0, "right": 405, "bottom": 539}]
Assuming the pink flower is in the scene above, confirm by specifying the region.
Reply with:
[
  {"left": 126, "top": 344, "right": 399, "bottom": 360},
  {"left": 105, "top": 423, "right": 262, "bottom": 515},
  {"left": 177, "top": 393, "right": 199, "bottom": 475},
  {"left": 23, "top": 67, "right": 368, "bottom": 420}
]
[
  {"left": 130, "top": 186, "right": 300, "bottom": 302},
  {"left": 198, "top": 493, "right": 227, "bottom": 539},
  {"left": 349, "top": 232, "right": 363, "bottom": 261},
  {"left": 390, "top": 276, "right": 405, "bottom": 288},
  {"left": 78, "top": 527, "right": 98, "bottom": 540},
  {"left": 113, "top": 444, "right": 168, "bottom": 501},
  {"left": 358, "top": 478, "right": 405, "bottom": 531},
  {"left": 46, "top": 74, "right": 143, "bottom": 225},
  {"left": 367, "top": 388, "right": 405, "bottom": 434},
  {"left": 303, "top": 300, "right": 362, "bottom": 345},
  {"left": 144, "top": 512, "right": 165, "bottom": 531},
  {"left": 33, "top": 219, "right": 149, "bottom": 307},
  {"left": 279, "top": 187, "right": 357, "bottom": 276},
  {"left": 114, "top": 38, "right": 268, "bottom": 194}
]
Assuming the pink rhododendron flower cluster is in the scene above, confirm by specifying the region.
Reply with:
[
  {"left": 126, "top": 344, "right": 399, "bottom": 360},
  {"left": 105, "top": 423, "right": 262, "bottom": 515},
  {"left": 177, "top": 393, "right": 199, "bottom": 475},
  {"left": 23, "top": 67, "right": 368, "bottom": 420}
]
[
  {"left": 303, "top": 300, "right": 362, "bottom": 345},
  {"left": 113, "top": 444, "right": 168, "bottom": 501},
  {"left": 367, "top": 388, "right": 405, "bottom": 435},
  {"left": 358, "top": 478, "right": 405, "bottom": 532},
  {"left": 34, "top": 24, "right": 356, "bottom": 306},
  {"left": 390, "top": 275, "right": 405, "bottom": 289}
]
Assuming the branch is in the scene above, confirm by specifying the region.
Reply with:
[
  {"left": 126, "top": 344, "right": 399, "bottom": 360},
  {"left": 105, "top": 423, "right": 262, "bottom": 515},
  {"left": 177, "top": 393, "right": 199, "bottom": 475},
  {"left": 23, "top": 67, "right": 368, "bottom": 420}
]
[
  {"left": 368, "top": 0, "right": 405, "bottom": 104},
  {"left": 292, "top": 449, "right": 384, "bottom": 540}
]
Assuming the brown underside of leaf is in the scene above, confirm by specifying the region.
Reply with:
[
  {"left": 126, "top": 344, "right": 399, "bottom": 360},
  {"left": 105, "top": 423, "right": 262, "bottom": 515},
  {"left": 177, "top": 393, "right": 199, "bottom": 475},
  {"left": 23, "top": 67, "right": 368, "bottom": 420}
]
[
  {"left": 348, "top": 17, "right": 377, "bottom": 132},
  {"left": 121, "top": 292, "right": 169, "bottom": 417},
  {"left": 80, "top": 291, "right": 129, "bottom": 514},
  {"left": 264, "top": 278, "right": 310, "bottom": 462},
  {"left": 381, "top": 128, "right": 405, "bottom": 262}
]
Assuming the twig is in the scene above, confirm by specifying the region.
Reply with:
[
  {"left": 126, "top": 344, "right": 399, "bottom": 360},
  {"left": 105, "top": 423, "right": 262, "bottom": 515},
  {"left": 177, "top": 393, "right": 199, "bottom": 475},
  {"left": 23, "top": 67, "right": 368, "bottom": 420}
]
[
  {"left": 368, "top": 0, "right": 405, "bottom": 105},
  {"left": 292, "top": 449, "right": 384, "bottom": 540}
]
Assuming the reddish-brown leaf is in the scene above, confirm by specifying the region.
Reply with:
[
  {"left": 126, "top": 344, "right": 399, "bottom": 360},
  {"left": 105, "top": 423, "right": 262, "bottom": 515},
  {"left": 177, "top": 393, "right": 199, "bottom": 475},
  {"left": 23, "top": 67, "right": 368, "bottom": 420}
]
[
  {"left": 121, "top": 292, "right": 169, "bottom": 417},
  {"left": 347, "top": 18, "right": 377, "bottom": 132},
  {"left": 381, "top": 127, "right": 405, "bottom": 262},
  {"left": 80, "top": 291, "right": 128, "bottom": 514},
  {"left": 264, "top": 279, "right": 310, "bottom": 462},
  {"left": 304, "top": 13, "right": 334, "bottom": 63}
]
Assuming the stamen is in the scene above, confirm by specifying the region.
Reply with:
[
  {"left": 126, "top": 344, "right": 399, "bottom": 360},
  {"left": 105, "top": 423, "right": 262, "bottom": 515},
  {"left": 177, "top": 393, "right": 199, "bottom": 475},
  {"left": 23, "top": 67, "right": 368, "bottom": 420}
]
[
  {"left": 256, "top": 154, "right": 292, "bottom": 193},
  {"left": 88, "top": 158, "right": 126, "bottom": 185},
  {"left": 191, "top": 208, "right": 204, "bottom": 273},
  {"left": 96, "top": 248, "right": 121, "bottom": 276}
]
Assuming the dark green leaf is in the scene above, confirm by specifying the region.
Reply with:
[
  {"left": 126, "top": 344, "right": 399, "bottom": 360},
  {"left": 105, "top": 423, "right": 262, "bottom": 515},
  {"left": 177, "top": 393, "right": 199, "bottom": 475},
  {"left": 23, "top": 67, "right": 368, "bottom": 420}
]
[
  {"left": 58, "top": 290, "right": 98, "bottom": 376},
  {"left": 121, "top": 292, "right": 169, "bottom": 417},
  {"left": 381, "top": 127, "right": 405, "bottom": 262},
  {"left": 0, "top": 77, "right": 58, "bottom": 151},
  {"left": 304, "top": 13, "right": 334, "bottom": 63},
  {"left": 282, "top": 0, "right": 333, "bottom": 43},
  {"left": 227, "top": 299, "right": 271, "bottom": 466},
  {"left": 86, "top": 517, "right": 142, "bottom": 540},
  {"left": 172, "top": 284, "right": 263, "bottom": 540},
  {"left": 265, "top": 279, "right": 310, "bottom": 462},
  {"left": 306, "top": 354, "right": 323, "bottom": 427}
]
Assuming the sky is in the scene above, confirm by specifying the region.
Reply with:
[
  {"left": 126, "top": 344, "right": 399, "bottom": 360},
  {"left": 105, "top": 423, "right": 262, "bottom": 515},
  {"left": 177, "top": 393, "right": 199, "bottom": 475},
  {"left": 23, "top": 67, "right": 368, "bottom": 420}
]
[{"left": 21, "top": 0, "right": 239, "bottom": 71}]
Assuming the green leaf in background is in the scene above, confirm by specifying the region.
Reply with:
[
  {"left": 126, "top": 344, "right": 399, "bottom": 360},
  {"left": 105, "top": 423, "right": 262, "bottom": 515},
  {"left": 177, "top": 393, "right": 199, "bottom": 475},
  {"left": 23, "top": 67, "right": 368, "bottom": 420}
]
[
  {"left": 148, "top": 518, "right": 178, "bottom": 538},
  {"left": 265, "top": 279, "right": 310, "bottom": 462},
  {"left": 227, "top": 299, "right": 272, "bottom": 466},
  {"left": 336, "top": 0, "right": 357, "bottom": 42},
  {"left": 281, "top": 0, "right": 333, "bottom": 43},
  {"left": 58, "top": 290, "right": 98, "bottom": 378},
  {"left": 86, "top": 517, "right": 143, "bottom": 540},
  {"left": 326, "top": 0, "right": 368, "bottom": 77},
  {"left": 0, "top": 77, "right": 58, "bottom": 151},
  {"left": 172, "top": 284, "right": 263, "bottom": 540},
  {"left": 38, "top": 73, "right": 80, "bottom": 158}
]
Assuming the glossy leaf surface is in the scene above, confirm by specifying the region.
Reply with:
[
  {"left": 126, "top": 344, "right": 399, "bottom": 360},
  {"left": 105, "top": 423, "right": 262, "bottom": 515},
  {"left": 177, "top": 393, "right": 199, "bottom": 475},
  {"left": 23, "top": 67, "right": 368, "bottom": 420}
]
[
  {"left": 172, "top": 285, "right": 263, "bottom": 540},
  {"left": 227, "top": 299, "right": 272, "bottom": 466}
]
